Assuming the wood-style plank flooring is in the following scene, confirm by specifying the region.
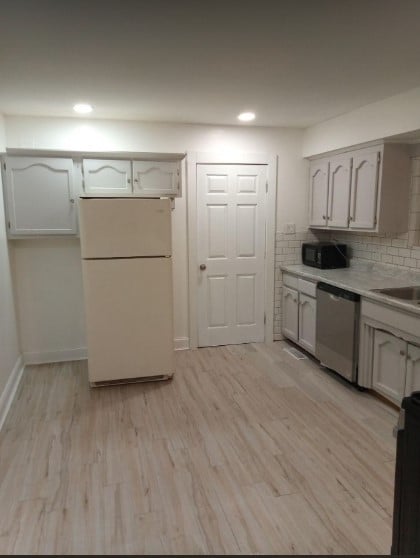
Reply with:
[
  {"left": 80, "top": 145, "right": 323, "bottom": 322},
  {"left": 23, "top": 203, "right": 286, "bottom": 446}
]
[{"left": 0, "top": 341, "right": 398, "bottom": 554}]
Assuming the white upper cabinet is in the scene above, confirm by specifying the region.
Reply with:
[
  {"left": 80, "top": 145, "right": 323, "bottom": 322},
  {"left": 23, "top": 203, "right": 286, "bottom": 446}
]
[
  {"left": 132, "top": 160, "right": 180, "bottom": 197},
  {"left": 4, "top": 156, "right": 77, "bottom": 236},
  {"left": 82, "top": 159, "right": 182, "bottom": 197},
  {"left": 309, "top": 160, "right": 328, "bottom": 227},
  {"left": 308, "top": 143, "right": 410, "bottom": 233},
  {"left": 349, "top": 150, "right": 380, "bottom": 230},
  {"left": 327, "top": 155, "right": 352, "bottom": 229},
  {"left": 82, "top": 159, "right": 132, "bottom": 195}
]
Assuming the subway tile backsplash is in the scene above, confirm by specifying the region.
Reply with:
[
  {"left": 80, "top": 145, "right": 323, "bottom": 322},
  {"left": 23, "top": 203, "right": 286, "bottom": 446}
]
[{"left": 274, "top": 156, "right": 420, "bottom": 340}]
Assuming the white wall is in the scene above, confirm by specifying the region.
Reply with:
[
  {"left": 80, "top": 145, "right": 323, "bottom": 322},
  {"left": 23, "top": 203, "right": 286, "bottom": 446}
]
[
  {"left": 0, "top": 171, "right": 21, "bottom": 395},
  {"left": 5, "top": 116, "right": 307, "bottom": 358},
  {"left": 303, "top": 86, "right": 420, "bottom": 157},
  {"left": 0, "top": 115, "right": 5, "bottom": 152}
]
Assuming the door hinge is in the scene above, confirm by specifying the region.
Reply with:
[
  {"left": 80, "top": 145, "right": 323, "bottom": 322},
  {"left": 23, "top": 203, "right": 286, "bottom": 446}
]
[
  {"left": 7, "top": 221, "right": 10, "bottom": 229},
  {"left": 2, "top": 162, "right": 5, "bottom": 171},
  {"left": 264, "top": 313, "right": 266, "bottom": 325},
  {"left": 377, "top": 152, "right": 381, "bottom": 165},
  {"left": 265, "top": 180, "right": 268, "bottom": 193}
]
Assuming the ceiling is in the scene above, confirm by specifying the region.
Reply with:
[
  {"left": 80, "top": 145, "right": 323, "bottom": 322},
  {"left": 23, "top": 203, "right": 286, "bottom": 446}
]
[{"left": 1, "top": 0, "right": 420, "bottom": 127}]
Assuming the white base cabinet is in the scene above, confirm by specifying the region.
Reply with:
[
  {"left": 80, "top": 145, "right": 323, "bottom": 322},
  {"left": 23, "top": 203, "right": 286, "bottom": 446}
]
[
  {"left": 298, "top": 293, "right": 317, "bottom": 354},
  {"left": 406, "top": 344, "right": 420, "bottom": 396},
  {"left": 359, "top": 299, "right": 420, "bottom": 405},
  {"left": 282, "top": 273, "right": 317, "bottom": 355},
  {"left": 372, "top": 330, "right": 406, "bottom": 404},
  {"left": 282, "top": 286, "right": 299, "bottom": 342}
]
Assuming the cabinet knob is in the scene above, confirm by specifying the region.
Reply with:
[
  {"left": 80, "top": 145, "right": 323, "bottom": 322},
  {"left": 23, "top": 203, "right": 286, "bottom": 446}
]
[
  {"left": 400, "top": 350, "right": 406, "bottom": 356},
  {"left": 322, "top": 215, "right": 326, "bottom": 220},
  {"left": 407, "top": 354, "right": 412, "bottom": 360},
  {"left": 199, "top": 264, "right": 207, "bottom": 271},
  {"left": 69, "top": 198, "right": 75, "bottom": 204}
]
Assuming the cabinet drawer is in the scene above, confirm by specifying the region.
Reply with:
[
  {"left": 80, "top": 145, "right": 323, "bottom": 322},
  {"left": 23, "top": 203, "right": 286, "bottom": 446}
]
[
  {"left": 298, "top": 278, "right": 317, "bottom": 297},
  {"left": 283, "top": 272, "right": 298, "bottom": 289}
]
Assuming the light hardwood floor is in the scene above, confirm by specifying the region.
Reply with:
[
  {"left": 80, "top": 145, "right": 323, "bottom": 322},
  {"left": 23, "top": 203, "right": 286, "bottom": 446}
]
[{"left": 0, "top": 341, "right": 398, "bottom": 555}]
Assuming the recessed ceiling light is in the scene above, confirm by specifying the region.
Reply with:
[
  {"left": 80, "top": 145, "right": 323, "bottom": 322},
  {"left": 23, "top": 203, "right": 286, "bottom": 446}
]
[
  {"left": 73, "top": 103, "right": 93, "bottom": 114},
  {"left": 237, "top": 111, "right": 256, "bottom": 122}
]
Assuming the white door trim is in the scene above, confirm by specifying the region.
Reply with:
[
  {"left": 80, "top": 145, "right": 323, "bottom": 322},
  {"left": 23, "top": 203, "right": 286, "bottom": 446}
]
[{"left": 187, "top": 151, "right": 277, "bottom": 348}]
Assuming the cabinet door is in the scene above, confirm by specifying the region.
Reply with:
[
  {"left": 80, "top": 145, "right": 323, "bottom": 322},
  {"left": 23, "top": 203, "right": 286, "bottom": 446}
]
[
  {"left": 309, "top": 160, "right": 329, "bottom": 227},
  {"left": 132, "top": 161, "right": 180, "bottom": 197},
  {"left": 349, "top": 150, "right": 380, "bottom": 230},
  {"left": 372, "top": 330, "right": 406, "bottom": 404},
  {"left": 298, "top": 293, "right": 316, "bottom": 355},
  {"left": 5, "top": 156, "right": 77, "bottom": 236},
  {"left": 82, "top": 159, "right": 132, "bottom": 195},
  {"left": 282, "top": 286, "right": 299, "bottom": 342},
  {"left": 327, "top": 155, "right": 352, "bottom": 229},
  {"left": 405, "top": 343, "right": 420, "bottom": 397}
]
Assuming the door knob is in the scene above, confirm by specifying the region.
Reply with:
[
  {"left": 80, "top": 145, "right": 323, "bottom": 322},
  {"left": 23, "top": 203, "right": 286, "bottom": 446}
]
[{"left": 200, "top": 264, "right": 207, "bottom": 271}]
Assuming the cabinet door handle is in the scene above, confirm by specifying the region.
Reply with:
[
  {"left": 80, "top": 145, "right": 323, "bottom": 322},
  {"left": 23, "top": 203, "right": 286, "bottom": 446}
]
[
  {"left": 69, "top": 198, "right": 75, "bottom": 204},
  {"left": 407, "top": 354, "right": 412, "bottom": 360},
  {"left": 400, "top": 350, "right": 406, "bottom": 356}
]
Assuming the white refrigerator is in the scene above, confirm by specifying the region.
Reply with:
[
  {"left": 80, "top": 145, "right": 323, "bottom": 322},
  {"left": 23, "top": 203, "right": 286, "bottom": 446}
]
[{"left": 79, "top": 198, "right": 174, "bottom": 386}]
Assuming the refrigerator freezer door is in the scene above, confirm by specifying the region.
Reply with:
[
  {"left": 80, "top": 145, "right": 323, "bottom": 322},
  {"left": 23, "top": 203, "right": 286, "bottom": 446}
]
[
  {"left": 79, "top": 198, "right": 171, "bottom": 258},
  {"left": 82, "top": 257, "right": 174, "bottom": 383}
]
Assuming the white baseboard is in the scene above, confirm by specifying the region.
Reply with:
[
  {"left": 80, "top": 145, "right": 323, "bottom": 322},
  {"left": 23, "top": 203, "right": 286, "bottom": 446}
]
[
  {"left": 0, "top": 355, "right": 25, "bottom": 431},
  {"left": 23, "top": 347, "right": 88, "bottom": 365},
  {"left": 174, "top": 337, "right": 190, "bottom": 351},
  {"left": 23, "top": 339, "right": 190, "bottom": 365}
]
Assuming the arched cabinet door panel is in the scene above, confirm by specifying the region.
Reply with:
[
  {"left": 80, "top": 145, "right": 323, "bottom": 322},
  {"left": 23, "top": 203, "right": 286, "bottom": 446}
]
[
  {"left": 282, "top": 286, "right": 299, "bottom": 342},
  {"left": 82, "top": 159, "right": 132, "bottom": 195},
  {"left": 327, "top": 155, "right": 352, "bottom": 229},
  {"left": 132, "top": 161, "right": 180, "bottom": 197},
  {"left": 4, "top": 156, "right": 77, "bottom": 236},
  {"left": 309, "top": 160, "right": 329, "bottom": 227},
  {"left": 349, "top": 150, "right": 380, "bottom": 230}
]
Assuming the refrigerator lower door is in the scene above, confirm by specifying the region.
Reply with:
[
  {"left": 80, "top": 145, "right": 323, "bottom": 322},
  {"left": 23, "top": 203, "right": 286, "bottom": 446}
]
[{"left": 82, "top": 257, "right": 174, "bottom": 384}]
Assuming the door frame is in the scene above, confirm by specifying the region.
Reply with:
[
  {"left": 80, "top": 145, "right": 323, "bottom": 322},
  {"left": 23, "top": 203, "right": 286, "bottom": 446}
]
[{"left": 187, "top": 151, "right": 277, "bottom": 348}]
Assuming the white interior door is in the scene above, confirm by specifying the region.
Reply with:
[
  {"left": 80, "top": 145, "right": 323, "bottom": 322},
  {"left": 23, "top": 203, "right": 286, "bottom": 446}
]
[{"left": 197, "top": 164, "right": 266, "bottom": 347}]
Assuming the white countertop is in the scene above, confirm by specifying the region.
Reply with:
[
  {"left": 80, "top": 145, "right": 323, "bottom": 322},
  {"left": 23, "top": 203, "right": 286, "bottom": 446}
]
[{"left": 281, "top": 261, "right": 420, "bottom": 315}]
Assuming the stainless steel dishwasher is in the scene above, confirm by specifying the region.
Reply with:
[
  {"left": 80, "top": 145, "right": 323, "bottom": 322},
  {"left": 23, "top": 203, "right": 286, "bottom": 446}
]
[{"left": 316, "top": 282, "right": 360, "bottom": 382}]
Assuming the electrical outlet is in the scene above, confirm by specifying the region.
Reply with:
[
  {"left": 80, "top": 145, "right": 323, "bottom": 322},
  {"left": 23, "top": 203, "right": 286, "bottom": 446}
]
[{"left": 284, "top": 223, "right": 296, "bottom": 234}]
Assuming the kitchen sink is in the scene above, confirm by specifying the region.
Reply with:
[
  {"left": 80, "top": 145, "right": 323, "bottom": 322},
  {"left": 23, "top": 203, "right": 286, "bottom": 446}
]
[{"left": 371, "top": 286, "right": 420, "bottom": 302}]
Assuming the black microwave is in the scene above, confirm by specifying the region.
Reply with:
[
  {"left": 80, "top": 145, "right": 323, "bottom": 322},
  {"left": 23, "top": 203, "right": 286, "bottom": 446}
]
[{"left": 302, "top": 242, "right": 348, "bottom": 269}]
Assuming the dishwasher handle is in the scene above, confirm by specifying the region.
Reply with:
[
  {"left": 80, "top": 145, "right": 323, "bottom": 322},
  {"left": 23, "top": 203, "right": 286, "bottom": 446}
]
[{"left": 317, "top": 281, "right": 360, "bottom": 302}]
